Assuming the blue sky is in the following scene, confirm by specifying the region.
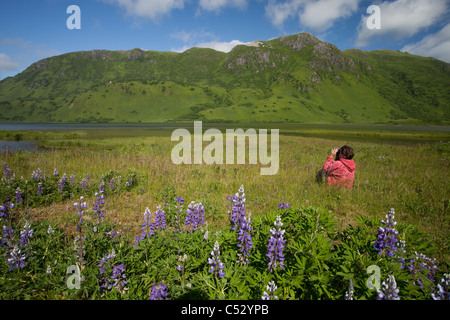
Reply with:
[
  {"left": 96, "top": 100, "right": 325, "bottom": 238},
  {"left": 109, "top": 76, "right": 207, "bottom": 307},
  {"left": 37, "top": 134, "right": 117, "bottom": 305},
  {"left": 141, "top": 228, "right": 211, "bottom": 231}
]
[{"left": 0, "top": 0, "right": 449, "bottom": 80}]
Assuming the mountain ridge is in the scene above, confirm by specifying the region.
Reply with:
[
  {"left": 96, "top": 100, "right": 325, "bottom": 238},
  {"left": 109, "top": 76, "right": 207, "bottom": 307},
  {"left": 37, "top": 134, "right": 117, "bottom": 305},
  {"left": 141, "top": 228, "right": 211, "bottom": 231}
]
[{"left": 0, "top": 33, "right": 449, "bottom": 124}]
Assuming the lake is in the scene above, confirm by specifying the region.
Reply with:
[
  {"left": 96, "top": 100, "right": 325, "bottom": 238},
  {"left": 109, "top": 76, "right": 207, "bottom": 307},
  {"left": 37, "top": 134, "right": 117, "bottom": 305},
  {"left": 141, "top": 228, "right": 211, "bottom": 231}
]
[{"left": 0, "top": 140, "right": 43, "bottom": 154}]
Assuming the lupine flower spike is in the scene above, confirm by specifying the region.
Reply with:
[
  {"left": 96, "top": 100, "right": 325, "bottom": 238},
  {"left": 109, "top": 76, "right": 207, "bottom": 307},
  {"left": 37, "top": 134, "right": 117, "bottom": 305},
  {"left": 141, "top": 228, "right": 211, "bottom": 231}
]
[
  {"left": 267, "top": 215, "right": 286, "bottom": 273},
  {"left": 262, "top": 281, "right": 278, "bottom": 300},
  {"left": 208, "top": 241, "right": 225, "bottom": 278},
  {"left": 432, "top": 274, "right": 449, "bottom": 300},
  {"left": 149, "top": 281, "right": 169, "bottom": 300},
  {"left": 377, "top": 275, "right": 400, "bottom": 300},
  {"left": 373, "top": 208, "right": 398, "bottom": 257}
]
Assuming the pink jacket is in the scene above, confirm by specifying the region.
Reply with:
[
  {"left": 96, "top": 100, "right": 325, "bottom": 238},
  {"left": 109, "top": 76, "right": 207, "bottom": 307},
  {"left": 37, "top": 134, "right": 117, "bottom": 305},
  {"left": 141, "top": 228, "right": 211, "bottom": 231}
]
[{"left": 322, "top": 156, "right": 355, "bottom": 189}]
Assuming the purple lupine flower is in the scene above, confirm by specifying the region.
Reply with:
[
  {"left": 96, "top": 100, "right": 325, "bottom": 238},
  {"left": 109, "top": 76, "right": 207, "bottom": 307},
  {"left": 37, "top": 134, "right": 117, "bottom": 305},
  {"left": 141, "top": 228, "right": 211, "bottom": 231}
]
[
  {"left": 98, "top": 249, "right": 116, "bottom": 292},
  {"left": 7, "top": 246, "right": 26, "bottom": 271},
  {"left": 70, "top": 174, "right": 76, "bottom": 186},
  {"left": 208, "top": 241, "right": 225, "bottom": 278},
  {"left": 1, "top": 225, "right": 15, "bottom": 248},
  {"left": 175, "top": 196, "right": 184, "bottom": 205},
  {"left": 52, "top": 168, "right": 59, "bottom": 177},
  {"left": 403, "top": 251, "right": 438, "bottom": 289},
  {"left": 237, "top": 214, "right": 253, "bottom": 264},
  {"left": 36, "top": 182, "right": 43, "bottom": 195},
  {"left": 373, "top": 208, "right": 399, "bottom": 257},
  {"left": 432, "top": 274, "right": 449, "bottom": 300},
  {"left": 0, "top": 203, "right": 14, "bottom": 222},
  {"left": 58, "top": 173, "right": 68, "bottom": 193},
  {"left": 125, "top": 177, "right": 133, "bottom": 187},
  {"left": 74, "top": 197, "right": 87, "bottom": 231},
  {"left": 3, "top": 162, "right": 12, "bottom": 179},
  {"left": 93, "top": 185, "right": 105, "bottom": 223},
  {"left": 154, "top": 205, "right": 166, "bottom": 231},
  {"left": 377, "top": 275, "right": 400, "bottom": 300},
  {"left": 109, "top": 177, "right": 115, "bottom": 190},
  {"left": 262, "top": 281, "right": 278, "bottom": 300},
  {"left": 227, "top": 185, "right": 246, "bottom": 231},
  {"left": 19, "top": 221, "right": 34, "bottom": 247},
  {"left": 15, "top": 188, "right": 23, "bottom": 204},
  {"left": 185, "top": 201, "right": 206, "bottom": 232},
  {"left": 81, "top": 178, "right": 88, "bottom": 191},
  {"left": 111, "top": 263, "right": 128, "bottom": 294},
  {"left": 267, "top": 215, "right": 286, "bottom": 273},
  {"left": 134, "top": 207, "right": 155, "bottom": 246},
  {"left": 278, "top": 203, "right": 290, "bottom": 209},
  {"left": 149, "top": 281, "right": 169, "bottom": 300},
  {"left": 31, "top": 168, "right": 42, "bottom": 181}
]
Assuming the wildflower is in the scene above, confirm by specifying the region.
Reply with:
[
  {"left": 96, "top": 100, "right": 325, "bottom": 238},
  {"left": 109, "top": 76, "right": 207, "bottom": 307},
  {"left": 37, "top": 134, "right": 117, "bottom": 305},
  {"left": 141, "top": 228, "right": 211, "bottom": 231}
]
[
  {"left": 227, "top": 185, "right": 246, "bottom": 231},
  {"left": 58, "top": 173, "right": 68, "bottom": 193},
  {"left": 52, "top": 168, "right": 59, "bottom": 176},
  {"left": 81, "top": 178, "right": 88, "bottom": 191},
  {"left": 98, "top": 250, "right": 116, "bottom": 292},
  {"left": 47, "top": 225, "right": 54, "bottom": 235},
  {"left": 175, "top": 196, "right": 184, "bottom": 205},
  {"left": 46, "top": 265, "right": 52, "bottom": 274},
  {"left": 1, "top": 225, "right": 15, "bottom": 248},
  {"left": 403, "top": 251, "right": 438, "bottom": 288},
  {"left": 377, "top": 275, "right": 400, "bottom": 300},
  {"left": 31, "top": 168, "right": 42, "bottom": 181},
  {"left": 111, "top": 263, "right": 128, "bottom": 294},
  {"left": 70, "top": 174, "right": 76, "bottom": 185},
  {"left": 125, "top": 177, "right": 133, "bottom": 187},
  {"left": 3, "top": 163, "right": 12, "bottom": 179},
  {"left": 262, "top": 281, "right": 278, "bottom": 300},
  {"left": 19, "top": 221, "right": 34, "bottom": 247},
  {"left": 185, "top": 201, "right": 206, "bottom": 232},
  {"left": 432, "top": 274, "right": 449, "bottom": 300},
  {"left": 208, "top": 241, "right": 225, "bottom": 278},
  {"left": 237, "top": 214, "right": 253, "bottom": 264},
  {"left": 15, "top": 188, "right": 23, "bottom": 204},
  {"left": 266, "top": 215, "right": 286, "bottom": 273},
  {"left": 278, "top": 203, "right": 290, "bottom": 209},
  {"left": 204, "top": 230, "right": 209, "bottom": 241},
  {"left": 149, "top": 281, "right": 169, "bottom": 300},
  {"left": 74, "top": 198, "right": 87, "bottom": 231},
  {"left": 141, "top": 207, "right": 155, "bottom": 238},
  {"left": 373, "top": 208, "right": 398, "bottom": 257},
  {"left": 344, "top": 279, "right": 354, "bottom": 300},
  {"left": 154, "top": 205, "right": 166, "bottom": 231},
  {"left": 93, "top": 185, "right": 105, "bottom": 223},
  {"left": 109, "top": 177, "right": 115, "bottom": 190},
  {"left": 7, "top": 246, "right": 26, "bottom": 271},
  {"left": 37, "top": 182, "right": 43, "bottom": 195}
]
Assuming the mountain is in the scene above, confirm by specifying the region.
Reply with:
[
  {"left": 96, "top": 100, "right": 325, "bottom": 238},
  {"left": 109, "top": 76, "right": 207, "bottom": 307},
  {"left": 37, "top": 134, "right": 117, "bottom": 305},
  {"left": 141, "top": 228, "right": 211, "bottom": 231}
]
[{"left": 0, "top": 33, "right": 449, "bottom": 124}]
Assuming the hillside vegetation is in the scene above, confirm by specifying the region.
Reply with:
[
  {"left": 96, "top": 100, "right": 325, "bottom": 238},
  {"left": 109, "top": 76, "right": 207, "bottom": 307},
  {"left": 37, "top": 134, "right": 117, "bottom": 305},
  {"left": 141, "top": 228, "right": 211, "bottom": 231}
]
[{"left": 0, "top": 33, "right": 449, "bottom": 124}]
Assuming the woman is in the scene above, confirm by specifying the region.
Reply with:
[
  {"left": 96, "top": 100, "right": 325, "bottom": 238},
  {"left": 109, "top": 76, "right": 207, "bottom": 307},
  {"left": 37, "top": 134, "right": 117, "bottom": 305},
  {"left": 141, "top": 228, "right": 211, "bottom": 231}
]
[{"left": 318, "top": 145, "right": 355, "bottom": 189}]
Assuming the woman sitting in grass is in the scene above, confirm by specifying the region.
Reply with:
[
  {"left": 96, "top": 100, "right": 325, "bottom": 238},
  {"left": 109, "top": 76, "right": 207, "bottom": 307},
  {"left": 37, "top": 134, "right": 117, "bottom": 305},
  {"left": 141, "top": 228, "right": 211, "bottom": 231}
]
[{"left": 317, "top": 145, "right": 355, "bottom": 189}]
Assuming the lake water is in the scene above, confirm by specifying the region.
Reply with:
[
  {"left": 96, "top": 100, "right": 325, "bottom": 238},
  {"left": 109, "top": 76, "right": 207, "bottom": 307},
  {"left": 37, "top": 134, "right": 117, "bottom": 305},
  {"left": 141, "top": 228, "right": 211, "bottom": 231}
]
[{"left": 0, "top": 140, "right": 43, "bottom": 154}]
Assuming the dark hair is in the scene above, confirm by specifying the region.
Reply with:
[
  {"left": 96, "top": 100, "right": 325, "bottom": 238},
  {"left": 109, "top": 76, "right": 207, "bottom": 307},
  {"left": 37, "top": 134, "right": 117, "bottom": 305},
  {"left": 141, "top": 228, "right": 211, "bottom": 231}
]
[{"left": 337, "top": 145, "right": 354, "bottom": 160}]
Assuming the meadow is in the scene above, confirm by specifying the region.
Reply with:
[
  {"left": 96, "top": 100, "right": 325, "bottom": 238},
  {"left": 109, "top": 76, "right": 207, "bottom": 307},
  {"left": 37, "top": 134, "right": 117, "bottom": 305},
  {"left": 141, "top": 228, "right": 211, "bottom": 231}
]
[{"left": 0, "top": 124, "right": 449, "bottom": 300}]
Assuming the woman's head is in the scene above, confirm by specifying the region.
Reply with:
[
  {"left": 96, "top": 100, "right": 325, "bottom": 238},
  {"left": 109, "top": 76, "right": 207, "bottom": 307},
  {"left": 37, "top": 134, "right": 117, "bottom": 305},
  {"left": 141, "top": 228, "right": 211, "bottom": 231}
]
[{"left": 337, "top": 145, "right": 354, "bottom": 160}]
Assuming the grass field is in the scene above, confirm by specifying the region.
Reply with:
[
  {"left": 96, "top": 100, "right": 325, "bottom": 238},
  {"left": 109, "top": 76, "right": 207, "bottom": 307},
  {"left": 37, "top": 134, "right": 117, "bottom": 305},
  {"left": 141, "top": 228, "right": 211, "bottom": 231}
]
[{"left": 0, "top": 123, "right": 449, "bottom": 300}]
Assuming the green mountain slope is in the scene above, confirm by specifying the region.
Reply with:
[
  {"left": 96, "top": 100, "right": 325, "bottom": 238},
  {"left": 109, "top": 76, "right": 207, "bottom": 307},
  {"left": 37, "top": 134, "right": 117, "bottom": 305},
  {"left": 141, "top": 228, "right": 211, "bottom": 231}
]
[{"left": 0, "top": 33, "right": 449, "bottom": 124}]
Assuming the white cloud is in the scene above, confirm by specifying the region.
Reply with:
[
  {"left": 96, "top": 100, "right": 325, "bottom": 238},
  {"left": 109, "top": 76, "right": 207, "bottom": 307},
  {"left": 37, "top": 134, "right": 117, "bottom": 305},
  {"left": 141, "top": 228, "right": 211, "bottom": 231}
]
[
  {"left": 401, "top": 24, "right": 450, "bottom": 63},
  {"left": 102, "top": 0, "right": 185, "bottom": 21},
  {"left": 0, "top": 53, "right": 19, "bottom": 71},
  {"left": 198, "top": 0, "right": 248, "bottom": 13},
  {"left": 265, "top": 0, "right": 360, "bottom": 31},
  {"left": 172, "top": 39, "right": 246, "bottom": 53},
  {"left": 355, "top": 0, "right": 449, "bottom": 47},
  {"left": 299, "top": 0, "right": 359, "bottom": 31}
]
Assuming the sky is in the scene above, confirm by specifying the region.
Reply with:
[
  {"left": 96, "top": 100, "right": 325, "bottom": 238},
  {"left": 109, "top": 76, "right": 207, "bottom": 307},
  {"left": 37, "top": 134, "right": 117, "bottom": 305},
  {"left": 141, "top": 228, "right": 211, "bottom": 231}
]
[{"left": 0, "top": 0, "right": 449, "bottom": 80}]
